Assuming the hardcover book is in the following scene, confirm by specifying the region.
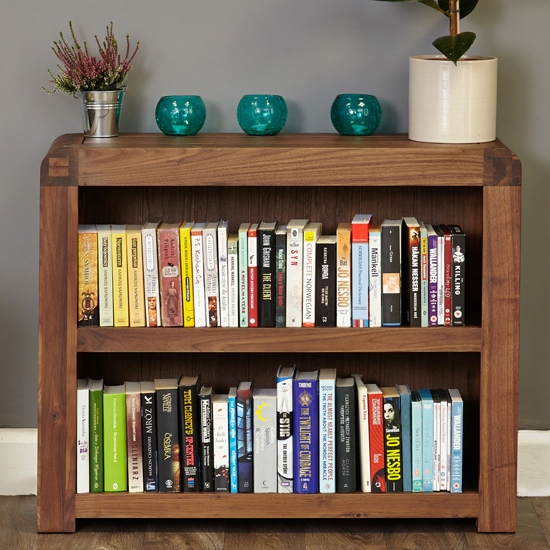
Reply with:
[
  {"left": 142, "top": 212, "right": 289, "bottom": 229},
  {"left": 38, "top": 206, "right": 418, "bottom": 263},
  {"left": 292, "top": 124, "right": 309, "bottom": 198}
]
[
  {"left": 276, "top": 365, "right": 295, "bottom": 493},
  {"left": 351, "top": 214, "right": 372, "bottom": 327},
  {"left": 336, "top": 222, "right": 352, "bottom": 327},
  {"left": 111, "top": 224, "right": 129, "bottom": 327},
  {"left": 103, "top": 384, "right": 127, "bottom": 492},
  {"left": 258, "top": 221, "right": 277, "bottom": 327},
  {"left": 366, "top": 383, "right": 385, "bottom": 492},
  {"left": 315, "top": 235, "right": 337, "bottom": 327},
  {"left": 368, "top": 224, "right": 382, "bottom": 327},
  {"left": 274, "top": 224, "right": 287, "bottom": 327},
  {"left": 293, "top": 370, "right": 319, "bottom": 494},
  {"left": 203, "top": 221, "right": 220, "bottom": 327},
  {"left": 227, "top": 234, "right": 239, "bottom": 328},
  {"left": 126, "top": 225, "right": 146, "bottom": 327},
  {"left": 336, "top": 376, "right": 357, "bottom": 493},
  {"left": 302, "top": 222, "right": 322, "bottom": 327},
  {"left": 217, "top": 220, "right": 230, "bottom": 327},
  {"left": 198, "top": 385, "right": 214, "bottom": 491},
  {"left": 89, "top": 378, "right": 104, "bottom": 493},
  {"left": 76, "top": 378, "right": 90, "bottom": 493},
  {"left": 381, "top": 219, "right": 402, "bottom": 327},
  {"left": 449, "top": 224, "right": 466, "bottom": 326},
  {"left": 212, "top": 393, "right": 230, "bottom": 492},
  {"left": 353, "top": 374, "right": 371, "bottom": 492},
  {"left": 237, "top": 380, "right": 254, "bottom": 492},
  {"left": 397, "top": 384, "right": 412, "bottom": 492},
  {"left": 402, "top": 217, "right": 421, "bottom": 327},
  {"left": 228, "top": 386, "right": 239, "bottom": 492},
  {"left": 191, "top": 222, "right": 207, "bottom": 328},
  {"left": 286, "top": 219, "right": 309, "bottom": 327},
  {"left": 155, "top": 379, "right": 181, "bottom": 492},
  {"left": 319, "top": 368, "right": 337, "bottom": 493},
  {"left": 179, "top": 221, "right": 195, "bottom": 327},
  {"left": 381, "top": 386, "right": 403, "bottom": 492},
  {"left": 157, "top": 222, "right": 183, "bottom": 327},
  {"left": 78, "top": 224, "right": 99, "bottom": 326},
  {"left": 178, "top": 375, "right": 201, "bottom": 492},
  {"left": 253, "top": 388, "right": 278, "bottom": 493},
  {"left": 140, "top": 381, "right": 158, "bottom": 492},
  {"left": 96, "top": 224, "right": 113, "bottom": 327},
  {"left": 125, "top": 381, "right": 144, "bottom": 492},
  {"left": 141, "top": 222, "right": 161, "bottom": 328},
  {"left": 411, "top": 390, "right": 423, "bottom": 492},
  {"left": 448, "top": 388, "right": 464, "bottom": 493},
  {"left": 238, "top": 223, "right": 250, "bottom": 327},
  {"left": 247, "top": 222, "right": 259, "bottom": 327}
]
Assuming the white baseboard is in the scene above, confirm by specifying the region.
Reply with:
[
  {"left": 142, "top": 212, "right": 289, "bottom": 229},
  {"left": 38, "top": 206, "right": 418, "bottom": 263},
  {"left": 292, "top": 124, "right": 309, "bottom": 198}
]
[{"left": 1, "top": 428, "right": 549, "bottom": 496}]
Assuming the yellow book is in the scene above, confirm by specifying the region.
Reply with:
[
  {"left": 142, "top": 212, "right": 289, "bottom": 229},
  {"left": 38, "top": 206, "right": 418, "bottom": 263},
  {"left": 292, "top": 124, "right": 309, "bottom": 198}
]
[
  {"left": 78, "top": 224, "right": 99, "bottom": 326},
  {"left": 126, "top": 225, "right": 146, "bottom": 327},
  {"left": 179, "top": 221, "right": 195, "bottom": 327},
  {"left": 336, "top": 222, "right": 352, "bottom": 327},
  {"left": 111, "top": 224, "right": 129, "bottom": 326}
]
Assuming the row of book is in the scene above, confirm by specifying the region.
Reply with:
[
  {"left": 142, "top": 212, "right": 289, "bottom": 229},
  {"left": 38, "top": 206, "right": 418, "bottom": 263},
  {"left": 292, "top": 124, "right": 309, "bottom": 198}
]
[
  {"left": 77, "top": 216, "right": 466, "bottom": 329},
  {"left": 76, "top": 367, "right": 464, "bottom": 495}
]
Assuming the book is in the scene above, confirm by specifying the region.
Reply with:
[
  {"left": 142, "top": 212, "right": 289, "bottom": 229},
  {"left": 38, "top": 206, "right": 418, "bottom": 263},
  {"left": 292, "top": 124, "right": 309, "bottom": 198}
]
[
  {"left": 198, "top": 384, "right": 214, "bottom": 491},
  {"left": 228, "top": 386, "right": 239, "bottom": 492},
  {"left": 126, "top": 225, "right": 146, "bottom": 327},
  {"left": 236, "top": 380, "right": 254, "bottom": 492},
  {"left": 103, "top": 384, "right": 127, "bottom": 492},
  {"left": 253, "top": 388, "right": 278, "bottom": 493},
  {"left": 178, "top": 375, "right": 201, "bottom": 491},
  {"left": 155, "top": 379, "right": 180, "bottom": 492},
  {"left": 439, "top": 224, "right": 453, "bottom": 326},
  {"left": 336, "top": 376, "right": 357, "bottom": 493},
  {"left": 434, "top": 225, "right": 445, "bottom": 325},
  {"left": 125, "top": 381, "right": 144, "bottom": 492},
  {"left": 419, "top": 221, "right": 429, "bottom": 327},
  {"left": 449, "top": 224, "right": 466, "bottom": 326},
  {"left": 402, "top": 217, "right": 421, "bottom": 327},
  {"left": 227, "top": 234, "right": 240, "bottom": 328},
  {"left": 381, "top": 219, "right": 402, "bottom": 327},
  {"left": 396, "top": 384, "right": 412, "bottom": 492},
  {"left": 315, "top": 235, "right": 337, "bottom": 327},
  {"left": 302, "top": 222, "right": 323, "bottom": 327},
  {"left": 191, "top": 222, "right": 207, "bottom": 328},
  {"left": 381, "top": 386, "right": 403, "bottom": 492},
  {"left": 411, "top": 390, "right": 423, "bottom": 492},
  {"left": 96, "top": 225, "right": 114, "bottom": 326},
  {"left": 366, "top": 383, "right": 385, "bottom": 492},
  {"left": 140, "top": 381, "right": 158, "bottom": 492},
  {"left": 431, "top": 388, "right": 441, "bottom": 492},
  {"left": 89, "top": 378, "right": 104, "bottom": 493},
  {"left": 247, "top": 222, "right": 259, "bottom": 327},
  {"left": 351, "top": 214, "right": 372, "bottom": 327},
  {"left": 319, "top": 368, "right": 337, "bottom": 493},
  {"left": 448, "top": 388, "right": 464, "bottom": 493},
  {"left": 203, "top": 221, "right": 220, "bottom": 327},
  {"left": 293, "top": 370, "right": 319, "bottom": 493},
  {"left": 418, "top": 387, "right": 434, "bottom": 492},
  {"left": 426, "top": 224, "right": 439, "bottom": 326},
  {"left": 78, "top": 224, "right": 99, "bottom": 326},
  {"left": 286, "top": 219, "right": 309, "bottom": 327},
  {"left": 336, "top": 222, "right": 352, "bottom": 327},
  {"left": 368, "top": 224, "right": 382, "bottom": 328},
  {"left": 238, "top": 223, "right": 250, "bottom": 327},
  {"left": 179, "top": 221, "right": 195, "bottom": 327},
  {"left": 276, "top": 365, "right": 295, "bottom": 493},
  {"left": 157, "top": 222, "right": 183, "bottom": 327},
  {"left": 141, "top": 222, "right": 161, "bottom": 327},
  {"left": 352, "top": 374, "right": 370, "bottom": 492},
  {"left": 76, "top": 378, "right": 90, "bottom": 493},
  {"left": 111, "top": 224, "right": 129, "bottom": 327},
  {"left": 438, "top": 389, "right": 450, "bottom": 491},
  {"left": 274, "top": 224, "right": 287, "bottom": 327},
  {"left": 258, "top": 221, "right": 277, "bottom": 327},
  {"left": 217, "top": 220, "right": 230, "bottom": 327},
  {"left": 212, "top": 393, "right": 230, "bottom": 492}
]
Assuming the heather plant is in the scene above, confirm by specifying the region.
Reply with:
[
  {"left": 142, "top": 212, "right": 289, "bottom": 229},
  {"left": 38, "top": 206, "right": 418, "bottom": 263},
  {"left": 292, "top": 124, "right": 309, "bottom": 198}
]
[{"left": 45, "top": 22, "right": 139, "bottom": 95}]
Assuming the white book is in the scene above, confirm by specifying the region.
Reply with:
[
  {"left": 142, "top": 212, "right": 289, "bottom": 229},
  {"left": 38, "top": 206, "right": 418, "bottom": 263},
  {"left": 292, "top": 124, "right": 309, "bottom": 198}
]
[
  {"left": 432, "top": 389, "right": 441, "bottom": 492},
  {"left": 212, "top": 394, "right": 230, "bottom": 492},
  {"left": 203, "top": 222, "right": 220, "bottom": 327},
  {"left": 285, "top": 219, "right": 309, "bottom": 327},
  {"left": 238, "top": 223, "right": 250, "bottom": 327},
  {"left": 302, "top": 222, "right": 322, "bottom": 327},
  {"left": 253, "top": 389, "right": 277, "bottom": 493},
  {"left": 191, "top": 222, "right": 207, "bottom": 327},
  {"left": 76, "top": 378, "right": 90, "bottom": 494},
  {"left": 352, "top": 373, "right": 371, "bottom": 492},
  {"left": 276, "top": 365, "right": 295, "bottom": 492},
  {"left": 319, "top": 368, "right": 337, "bottom": 493},
  {"left": 125, "top": 381, "right": 143, "bottom": 493},
  {"left": 369, "top": 224, "right": 382, "bottom": 327},
  {"left": 126, "top": 225, "right": 146, "bottom": 328},
  {"left": 227, "top": 234, "right": 239, "bottom": 327},
  {"left": 217, "top": 220, "right": 230, "bottom": 327},
  {"left": 351, "top": 214, "right": 372, "bottom": 327},
  {"left": 141, "top": 222, "right": 161, "bottom": 327},
  {"left": 449, "top": 388, "right": 464, "bottom": 493},
  {"left": 439, "top": 389, "right": 450, "bottom": 491},
  {"left": 96, "top": 224, "right": 114, "bottom": 326}
]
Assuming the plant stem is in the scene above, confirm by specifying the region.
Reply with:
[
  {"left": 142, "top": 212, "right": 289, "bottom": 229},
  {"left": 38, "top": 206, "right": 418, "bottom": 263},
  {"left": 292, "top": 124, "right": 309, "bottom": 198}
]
[{"left": 449, "top": 0, "right": 460, "bottom": 38}]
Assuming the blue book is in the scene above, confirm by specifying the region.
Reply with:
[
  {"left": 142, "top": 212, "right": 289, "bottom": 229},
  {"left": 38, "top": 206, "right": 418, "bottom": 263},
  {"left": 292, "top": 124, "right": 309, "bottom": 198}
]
[
  {"left": 276, "top": 365, "right": 295, "bottom": 493},
  {"left": 449, "top": 388, "right": 464, "bottom": 493},
  {"left": 293, "top": 370, "right": 319, "bottom": 493},
  {"left": 418, "top": 388, "right": 434, "bottom": 492},
  {"left": 228, "top": 387, "right": 238, "bottom": 493},
  {"left": 411, "top": 390, "right": 423, "bottom": 492},
  {"left": 397, "top": 384, "right": 412, "bottom": 492},
  {"left": 236, "top": 381, "right": 253, "bottom": 492}
]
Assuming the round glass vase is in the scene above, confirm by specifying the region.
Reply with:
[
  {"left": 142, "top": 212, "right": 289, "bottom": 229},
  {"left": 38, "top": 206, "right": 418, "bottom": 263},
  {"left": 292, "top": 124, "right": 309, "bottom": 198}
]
[
  {"left": 330, "top": 94, "right": 382, "bottom": 136},
  {"left": 237, "top": 94, "right": 287, "bottom": 136},
  {"left": 155, "top": 95, "right": 206, "bottom": 136}
]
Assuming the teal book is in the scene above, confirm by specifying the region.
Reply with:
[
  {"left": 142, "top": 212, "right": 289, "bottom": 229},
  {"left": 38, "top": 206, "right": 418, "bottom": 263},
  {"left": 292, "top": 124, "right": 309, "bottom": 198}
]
[
  {"left": 418, "top": 388, "right": 434, "bottom": 492},
  {"left": 103, "top": 384, "right": 127, "bottom": 492},
  {"left": 411, "top": 390, "right": 423, "bottom": 492},
  {"left": 228, "top": 387, "right": 238, "bottom": 493}
]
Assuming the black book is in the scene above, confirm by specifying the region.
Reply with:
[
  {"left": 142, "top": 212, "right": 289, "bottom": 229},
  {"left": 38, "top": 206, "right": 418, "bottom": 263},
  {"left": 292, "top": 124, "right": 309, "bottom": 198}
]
[
  {"left": 140, "top": 381, "right": 158, "bottom": 492},
  {"left": 448, "top": 224, "right": 466, "bottom": 326},
  {"left": 178, "top": 375, "right": 201, "bottom": 492},
  {"left": 335, "top": 376, "right": 357, "bottom": 493},
  {"left": 274, "top": 225, "right": 287, "bottom": 327},
  {"left": 381, "top": 219, "right": 402, "bottom": 326},
  {"left": 198, "top": 385, "right": 214, "bottom": 492},
  {"left": 258, "top": 221, "right": 277, "bottom": 327},
  {"left": 381, "top": 386, "right": 403, "bottom": 492},
  {"left": 402, "top": 217, "right": 421, "bottom": 327},
  {"left": 315, "top": 235, "right": 337, "bottom": 327},
  {"left": 236, "top": 380, "right": 254, "bottom": 492}
]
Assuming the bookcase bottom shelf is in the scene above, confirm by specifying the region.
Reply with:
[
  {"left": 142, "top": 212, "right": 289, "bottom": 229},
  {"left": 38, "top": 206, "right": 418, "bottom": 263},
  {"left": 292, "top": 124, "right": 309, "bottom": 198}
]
[{"left": 75, "top": 492, "right": 480, "bottom": 520}]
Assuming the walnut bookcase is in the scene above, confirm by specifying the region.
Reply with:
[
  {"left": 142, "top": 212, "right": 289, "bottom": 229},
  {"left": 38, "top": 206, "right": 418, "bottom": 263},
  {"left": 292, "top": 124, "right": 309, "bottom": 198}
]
[{"left": 38, "top": 133, "right": 521, "bottom": 533}]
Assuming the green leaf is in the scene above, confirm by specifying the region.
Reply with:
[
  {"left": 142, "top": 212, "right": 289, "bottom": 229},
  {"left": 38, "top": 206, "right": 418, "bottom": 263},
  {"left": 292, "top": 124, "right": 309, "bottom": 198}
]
[
  {"left": 432, "top": 31, "right": 476, "bottom": 64},
  {"left": 437, "top": 0, "right": 479, "bottom": 19}
]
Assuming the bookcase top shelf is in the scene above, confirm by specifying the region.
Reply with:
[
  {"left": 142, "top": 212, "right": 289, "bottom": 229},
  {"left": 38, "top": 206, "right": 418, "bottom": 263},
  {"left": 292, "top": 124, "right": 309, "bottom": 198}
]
[{"left": 41, "top": 133, "right": 520, "bottom": 189}]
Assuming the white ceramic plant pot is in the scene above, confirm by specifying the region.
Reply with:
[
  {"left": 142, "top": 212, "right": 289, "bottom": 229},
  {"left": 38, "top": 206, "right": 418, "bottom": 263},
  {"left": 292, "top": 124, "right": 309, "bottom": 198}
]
[{"left": 409, "top": 55, "right": 498, "bottom": 143}]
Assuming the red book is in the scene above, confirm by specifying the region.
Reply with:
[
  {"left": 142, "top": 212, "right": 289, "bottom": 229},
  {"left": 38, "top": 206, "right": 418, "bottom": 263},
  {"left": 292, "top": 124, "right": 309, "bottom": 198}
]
[
  {"left": 157, "top": 223, "right": 183, "bottom": 327},
  {"left": 366, "top": 383, "right": 386, "bottom": 493},
  {"left": 247, "top": 223, "right": 259, "bottom": 327},
  {"left": 439, "top": 224, "right": 453, "bottom": 326}
]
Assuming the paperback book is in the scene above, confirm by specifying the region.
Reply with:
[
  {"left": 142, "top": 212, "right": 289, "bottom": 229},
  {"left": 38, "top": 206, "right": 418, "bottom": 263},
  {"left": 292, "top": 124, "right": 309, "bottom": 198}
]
[
  {"left": 141, "top": 222, "right": 161, "bottom": 328},
  {"left": 276, "top": 365, "right": 295, "bottom": 493},
  {"left": 237, "top": 381, "right": 254, "bottom": 492}
]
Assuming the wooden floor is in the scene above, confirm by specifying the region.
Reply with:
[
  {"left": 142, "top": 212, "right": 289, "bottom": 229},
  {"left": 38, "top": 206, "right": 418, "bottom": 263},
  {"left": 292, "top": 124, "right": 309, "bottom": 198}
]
[{"left": 2, "top": 496, "right": 550, "bottom": 549}]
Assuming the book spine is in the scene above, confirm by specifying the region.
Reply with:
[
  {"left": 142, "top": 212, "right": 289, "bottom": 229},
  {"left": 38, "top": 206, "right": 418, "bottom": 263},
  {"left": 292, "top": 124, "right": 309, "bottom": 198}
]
[
  {"left": 103, "top": 388, "right": 127, "bottom": 492},
  {"left": 217, "top": 221, "right": 230, "bottom": 328},
  {"left": 97, "top": 226, "right": 114, "bottom": 326},
  {"left": 319, "top": 376, "right": 336, "bottom": 493},
  {"left": 227, "top": 236, "right": 239, "bottom": 328},
  {"left": 450, "top": 225, "right": 466, "bottom": 326},
  {"left": 275, "top": 227, "right": 287, "bottom": 327},
  {"left": 158, "top": 225, "right": 183, "bottom": 327},
  {"left": 126, "top": 228, "right": 146, "bottom": 327},
  {"left": 442, "top": 226, "right": 453, "bottom": 326},
  {"left": 286, "top": 224, "right": 305, "bottom": 327},
  {"left": 302, "top": 225, "right": 320, "bottom": 327},
  {"left": 368, "top": 391, "right": 385, "bottom": 492},
  {"left": 315, "top": 238, "right": 336, "bottom": 327},
  {"left": 258, "top": 226, "right": 276, "bottom": 327},
  {"left": 276, "top": 371, "right": 294, "bottom": 493},
  {"left": 126, "top": 387, "right": 144, "bottom": 492},
  {"left": 439, "top": 390, "right": 450, "bottom": 491},
  {"left": 398, "top": 387, "right": 412, "bottom": 492},
  {"left": 450, "top": 392, "right": 463, "bottom": 493},
  {"left": 355, "top": 381, "right": 371, "bottom": 493},
  {"left": 180, "top": 223, "right": 195, "bottom": 327},
  {"left": 78, "top": 226, "right": 100, "bottom": 326},
  {"left": 179, "top": 383, "right": 200, "bottom": 491},
  {"left": 212, "top": 396, "right": 230, "bottom": 492},
  {"left": 431, "top": 390, "right": 441, "bottom": 492},
  {"left": 383, "top": 393, "right": 403, "bottom": 492},
  {"left": 155, "top": 387, "right": 180, "bottom": 492},
  {"left": 199, "top": 392, "right": 214, "bottom": 491},
  {"left": 191, "top": 226, "right": 207, "bottom": 328},
  {"left": 420, "top": 223, "right": 429, "bottom": 327},
  {"left": 203, "top": 223, "right": 220, "bottom": 327},
  {"left": 140, "top": 389, "right": 158, "bottom": 492},
  {"left": 76, "top": 380, "right": 90, "bottom": 493},
  {"left": 351, "top": 217, "right": 370, "bottom": 327},
  {"left": 336, "top": 223, "right": 352, "bottom": 327},
  {"left": 419, "top": 389, "right": 434, "bottom": 492},
  {"left": 237, "top": 386, "right": 253, "bottom": 492},
  {"left": 89, "top": 384, "right": 104, "bottom": 492},
  {"left": 336, "top": 382, "right": 356, "bottom": 492},
  {"left": 381, "top": 221, "right": 401, "bottom": 327},
  {"left": 253, "top": 390, "right": 277, "bottom": 493},
  {"left": 369, "top": 227, "right": 382, "bottom": 328},
  {"left": 403, "top": 220, "right": 421, "bottom": 326},
  {"left": 435, "top": 226, "right": 445, "bottom": 325},
  {"left": 142, "top": 224, "right": 161, "bottom": 328},
  {"left": 238, "top": 224, "right": 249, "bottom": 327},
  {"left": 411, "top": 394, "right": 423, "bottom": 493},
  {"left": 427, "top": 228, "right": 439, "bottom": 326},
  {"left": 228, "top": 388, "right": 238, "bottom": 493},
  {"left": 247, "top": 224, "right": 259, "bottom": 327}
]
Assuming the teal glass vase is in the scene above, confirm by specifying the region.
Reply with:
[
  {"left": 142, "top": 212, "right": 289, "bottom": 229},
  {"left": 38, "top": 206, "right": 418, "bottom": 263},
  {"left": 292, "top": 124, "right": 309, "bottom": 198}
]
[
  {"left": 155, "top": 95, "right": 206, "bottom": 136},
  {"left": 330, "top": 94, "right": 382, "bottom": 136},
  {"left": 237, "top": 94, "right": 287, "bottom": 136}
]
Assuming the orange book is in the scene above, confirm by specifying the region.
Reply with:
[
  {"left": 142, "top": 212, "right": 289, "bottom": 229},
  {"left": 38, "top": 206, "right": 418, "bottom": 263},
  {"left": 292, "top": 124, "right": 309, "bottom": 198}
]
[{"left": 78, "top": 224, "right": 99, "bottom": 326}]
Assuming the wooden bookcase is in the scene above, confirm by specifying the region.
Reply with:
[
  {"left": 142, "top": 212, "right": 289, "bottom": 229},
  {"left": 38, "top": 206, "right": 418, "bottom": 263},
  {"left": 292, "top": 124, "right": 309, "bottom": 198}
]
[{"left": 38, "top": 133, "right": 521, "bottom": 533}]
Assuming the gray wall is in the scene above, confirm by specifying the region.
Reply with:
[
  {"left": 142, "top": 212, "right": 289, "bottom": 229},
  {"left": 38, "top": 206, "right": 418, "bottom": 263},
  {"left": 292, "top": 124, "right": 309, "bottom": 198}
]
[{"left": 0, "top": 0, "right": 546, "bottom": 428}]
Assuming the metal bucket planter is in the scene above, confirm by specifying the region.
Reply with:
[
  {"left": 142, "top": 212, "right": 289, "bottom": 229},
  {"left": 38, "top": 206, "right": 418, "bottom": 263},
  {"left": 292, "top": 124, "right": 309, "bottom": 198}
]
[{"left": 77, "top": 88, "right": 126, "bottom": 137}]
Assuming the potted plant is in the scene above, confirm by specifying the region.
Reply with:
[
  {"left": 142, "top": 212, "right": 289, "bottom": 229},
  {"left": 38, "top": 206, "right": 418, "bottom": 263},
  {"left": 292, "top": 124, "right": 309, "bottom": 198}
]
[
  {"left": 369, "top": 0, "right": 497, "bottom": 143},
  {"left": 45, "top": 22, "right": 139, "bottom": 137}
]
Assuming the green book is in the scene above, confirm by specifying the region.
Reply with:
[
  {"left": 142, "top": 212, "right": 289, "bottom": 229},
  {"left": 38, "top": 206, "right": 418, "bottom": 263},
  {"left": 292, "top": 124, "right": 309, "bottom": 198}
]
[
  {"left": 103, "top": 384, "right": 127, "bottom": 492},
  {"left": 89, "top": 379, "right": 104, "bottom": 492}
]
